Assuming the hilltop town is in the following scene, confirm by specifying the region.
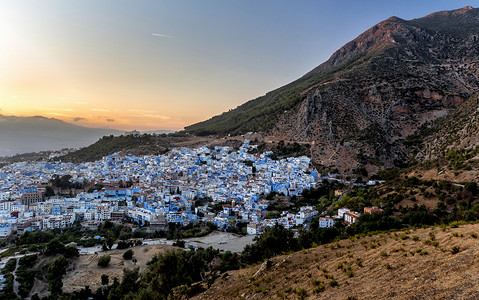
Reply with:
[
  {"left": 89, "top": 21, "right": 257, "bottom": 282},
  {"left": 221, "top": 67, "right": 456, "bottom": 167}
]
[{"left": 0, "top": 140, "right": 327, "bottom": 239}]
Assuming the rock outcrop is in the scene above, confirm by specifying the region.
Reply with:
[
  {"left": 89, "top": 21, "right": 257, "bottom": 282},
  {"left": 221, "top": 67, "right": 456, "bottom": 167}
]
[{"left": 186, "top": 6, "right": 479, "bottom": 172}]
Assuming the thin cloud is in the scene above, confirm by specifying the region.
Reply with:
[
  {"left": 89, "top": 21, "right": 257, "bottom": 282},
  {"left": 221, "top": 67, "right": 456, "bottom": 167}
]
[
  {"left": 73, "top": 117, "right": 87, "bottom": 122},
  {"left": 106, "top": 119, "right": 115, "bottom": 122},
  {"left": 152, "top": 33, "right": 172, "bottom": 38},
  {"left": 48, "top": 112, "right": 68, "bottom": 116},
  {"left": 128, "top": 109, "right": 156, "bottom": 113},
  {"left": 45, "top": 108, "right": 74, "bottom": 111},
  {"left": 90, "top": 108, "right": 109, "bottom": 112},
  {"left": 143, "top": 114, "right": 171, "bottom": 120},
  {"left": 75, "top": 101, "right": 89, "bottom": 105}
]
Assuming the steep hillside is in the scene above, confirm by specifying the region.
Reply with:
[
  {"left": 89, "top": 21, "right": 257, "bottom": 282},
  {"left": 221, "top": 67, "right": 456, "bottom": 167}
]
[
  {"left": 56, "top": 134, "right": 216, "bottom": 163},
  {"left": 56, "top": 134, "right": 172, "bottom": 162},
  {"left": 196, "top": 223, "right": 479, "bottom": 299},
  {"left": 185, "top": 6, "right": 479, "bottom": 172},
  {"left": 416, "top": 94, "right": 479, "bottom": 161}
]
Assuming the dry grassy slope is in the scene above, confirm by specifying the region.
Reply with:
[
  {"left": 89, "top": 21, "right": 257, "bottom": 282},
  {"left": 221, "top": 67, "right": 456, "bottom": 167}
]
[
  {"left": 62, "top": 244, "right": 174, "bottom": 293},
  {"left": 196, "top": 223, "right": 479, "bottom": 300}
]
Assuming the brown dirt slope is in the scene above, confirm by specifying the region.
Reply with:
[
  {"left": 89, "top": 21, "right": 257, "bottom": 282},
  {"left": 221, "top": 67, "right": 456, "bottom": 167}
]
[
  {"left": 62, "top": 243, "right": 173, "bottom": 293},
  {"left": 196, "top": 223, "right": 479, "bottom": 299}
]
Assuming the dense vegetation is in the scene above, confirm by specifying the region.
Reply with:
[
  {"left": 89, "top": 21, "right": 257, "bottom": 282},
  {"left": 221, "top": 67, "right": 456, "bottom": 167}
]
[{"left": 56, "top": 134, "right": 171, "bottom": 163}]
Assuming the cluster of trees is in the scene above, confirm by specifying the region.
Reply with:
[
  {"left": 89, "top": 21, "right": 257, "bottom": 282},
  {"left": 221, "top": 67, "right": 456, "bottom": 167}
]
[
  {"left": 165, "top": 222, "right": 217, "bottom": 240},
  {"left": 65, "top": 247, "right": 240, "bottom": 299},
  {"left": 1, "top": 258, "right": 17, "bottom": 299},
  {"left": 56, "top": 134, "right": 171, "bottom": 163},
  {"left": 47, "top": 256, "right": 69, "bottom": 296},
  {"left": 51, "top": 174, "right": 84, "bottom": 189},
  {"left": 271, "top": 140, "right": 311, "bottom": 159},
  {"left": 17, "top": 255, "right": 38, "bottom": 298}
]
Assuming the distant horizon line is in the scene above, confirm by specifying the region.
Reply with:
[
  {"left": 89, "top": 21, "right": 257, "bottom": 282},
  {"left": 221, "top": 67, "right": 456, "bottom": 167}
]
[{"left": 0, "top": 113, "right": 182, "bottom": 132}]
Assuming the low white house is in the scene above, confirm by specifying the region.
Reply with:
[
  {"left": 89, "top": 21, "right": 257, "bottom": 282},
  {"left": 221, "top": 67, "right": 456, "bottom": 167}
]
[
  {"left": 247, "top": 222, "right": 262, "bottom": 235},
  {"left": 318, "top": 216, "right": 335, "bottom": 228},
  {"left": 337, "top": 208, "right": 351, "bottom": 219}
]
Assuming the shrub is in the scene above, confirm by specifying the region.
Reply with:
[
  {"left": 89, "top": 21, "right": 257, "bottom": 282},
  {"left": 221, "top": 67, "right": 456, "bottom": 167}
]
[
  {"left": 311, "top": 279, "right": 323, "bottom": 286},
  {"left": 470, "top": 232, "right": 478, "bottom": 238},
  {"left": 412, "top": 235, "right": 419, "bottom": 241},
  {"left": 313, "top": 283, "right": 325, "bottom": 293},
  {"left": 123, "top": 249, "right": 134, "bottom": 260},
  {"left": 98, "top": 255, "right": 111, "bottom": 267},
  {"left": 451, "top": 246, "right": 461, "bottom": 254},
  {"left": 451, "top": 232, "right": 463, "bottom": 237},
  {"left": 101, "top": 274, "right": 109, "bottom": 285},
  {"left": 64, "top": 245, "right": 79, "bottom": 258},
  {"left": 329, "top": 280, "right": 339, "bottom": 287},
  {"left": 355, "top": 258, "right": 363, "bottom": 267},
  {"left": 295, "top": 288, "right": 307, "bottom": 299},
  {"left": 117, "top": 240, "right": 130, "bottom": 249}
]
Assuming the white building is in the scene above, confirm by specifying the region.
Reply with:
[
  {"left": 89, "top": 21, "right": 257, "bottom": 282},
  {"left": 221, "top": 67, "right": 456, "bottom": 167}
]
[{"left": 319, "top": 216, "right": 335, "bottom": 228}]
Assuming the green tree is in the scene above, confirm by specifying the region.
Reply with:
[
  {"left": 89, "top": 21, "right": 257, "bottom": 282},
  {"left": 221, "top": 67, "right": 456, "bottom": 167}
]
[
  {"left": 122, "top": 249, "right": 134, "bottom": 260},
  {"left": 101, "top": 274, "right": 109, "bottom": 285},
  {"left": 241, "top": 224, "right": 298, "bottom": 265},
  {"left": 98, "top": 255, "right": 111, "bottom": 267},
  {"left": 106, "top": 231, "right": 116, "bottom": 250},
  {"left": 47, "top": 256, "right": 68, "bottom": 295},
  {"left": 64, "top": 245, "right": 79, "bottom": 258},
  {"left": 45, "top": 238, "right": 65, "bottom": 255}
]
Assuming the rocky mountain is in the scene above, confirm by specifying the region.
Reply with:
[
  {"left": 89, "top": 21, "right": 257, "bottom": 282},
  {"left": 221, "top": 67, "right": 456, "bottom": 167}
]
[
  {"left": 0, "top": 115, "right": 122, "bottom": 156},
  {"left": 185, "top": 6, "right": 479, "bottom": 172}
]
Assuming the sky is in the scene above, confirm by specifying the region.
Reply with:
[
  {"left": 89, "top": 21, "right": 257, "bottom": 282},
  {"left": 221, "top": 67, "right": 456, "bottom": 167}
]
[{"left": 0, "top": 1, "right": 477, "bottom": 131}]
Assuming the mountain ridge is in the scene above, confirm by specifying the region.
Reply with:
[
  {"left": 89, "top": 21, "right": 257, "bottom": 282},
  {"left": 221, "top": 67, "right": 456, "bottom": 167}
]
[
  {"left": 185, "top": 6, "right": 479, "bottom": 172},
  {"left": 0, "top": 115, "right": 122, "bottom": 156}
]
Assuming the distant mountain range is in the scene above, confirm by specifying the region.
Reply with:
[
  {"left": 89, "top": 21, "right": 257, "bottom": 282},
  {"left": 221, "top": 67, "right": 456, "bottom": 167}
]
[
  {"left": 185, "top": 6, "right": 479, "bottom": 173},
  {"left": 0, "top": 115, "right": 123, "bottom": 156},
  {"left": 0, "top": 115, "right": 177, "bottom": 157}
]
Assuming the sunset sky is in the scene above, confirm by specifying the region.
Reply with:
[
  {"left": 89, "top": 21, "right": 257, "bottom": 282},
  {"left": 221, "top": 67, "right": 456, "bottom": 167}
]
[{"left": 0, "top": 1, "right": 474, "bottom": 131}]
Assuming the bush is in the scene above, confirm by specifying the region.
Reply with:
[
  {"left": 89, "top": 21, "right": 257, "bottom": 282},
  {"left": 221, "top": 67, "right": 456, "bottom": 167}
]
[
  {"left": 64, "top": 245, "right": 79, "bottom": 258},
  {"left": 451, "top": 246, "right": 461, "bottom": 254},
  {"left": 45, "top": 239, "right": 66, "bottom": 255},
  {"left": 329, "top": 280, "right": 339, "bottom": 287},
  {"left": 295, "top": 287, "right": 307, "bottom": 299},
  {"left": 98, "top": 255, "right": 111, "bottom": 267},
  {"left": 101, "top": 274, "right": 109, "bottom": 285},
  {"left": 116, "top": 241, "right": 130, "bottom": 250},
  {"left": 123, "top": 249, "right": 134, "bottom": 260},
  {"left": 313, "top": 282, "right": 325, "bottom": 293}
]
